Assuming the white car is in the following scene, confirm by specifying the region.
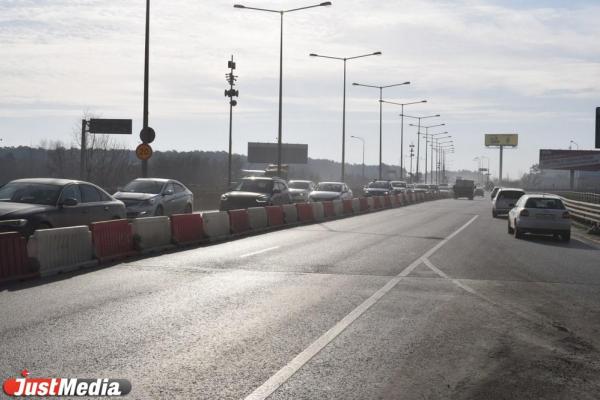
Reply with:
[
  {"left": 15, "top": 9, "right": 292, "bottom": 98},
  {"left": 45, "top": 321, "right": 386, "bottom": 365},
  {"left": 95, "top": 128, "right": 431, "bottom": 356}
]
[
  {"left": 507, "top": 194, "right": 571, "bottom": 242},
  {"left": 309, "top": 182, "right": 353, "bottom": 202},
  {"left": 492, "top": 188, "right": 525, "bottom": 217}
]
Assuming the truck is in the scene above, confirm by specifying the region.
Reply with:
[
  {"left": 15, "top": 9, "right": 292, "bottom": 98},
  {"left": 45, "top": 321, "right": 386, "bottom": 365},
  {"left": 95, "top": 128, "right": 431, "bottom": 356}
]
[{"left": 452, "top": 179, "right": 475, "bottom": 200}]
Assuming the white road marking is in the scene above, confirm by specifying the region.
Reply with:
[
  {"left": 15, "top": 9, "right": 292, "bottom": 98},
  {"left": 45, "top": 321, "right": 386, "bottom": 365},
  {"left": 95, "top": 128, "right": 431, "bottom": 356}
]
[
  {"left": 240, "top": 246, "right": 280, "bottom": 259},
  {"left": 244, "top": 215, "right": 479, "bottom": 400}
]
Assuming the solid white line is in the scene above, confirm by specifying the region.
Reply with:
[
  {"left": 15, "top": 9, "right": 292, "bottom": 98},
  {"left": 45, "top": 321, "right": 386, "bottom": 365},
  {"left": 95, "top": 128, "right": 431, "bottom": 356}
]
[
  {"left": 243, "top": 215, "right": 479, "bottom": 400},
  {"left": 239, "top": 246, "right": 280, "bottom": 259}
]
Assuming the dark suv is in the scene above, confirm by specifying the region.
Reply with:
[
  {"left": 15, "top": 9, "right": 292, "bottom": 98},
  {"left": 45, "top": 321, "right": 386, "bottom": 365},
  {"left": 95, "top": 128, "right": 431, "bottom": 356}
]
[{"left": 219, "top": 177, "right": 292, "bottom": 211}]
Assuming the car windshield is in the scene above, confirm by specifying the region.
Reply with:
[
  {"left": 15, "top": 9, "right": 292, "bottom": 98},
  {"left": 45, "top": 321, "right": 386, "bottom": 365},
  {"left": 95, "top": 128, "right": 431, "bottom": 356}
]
[
  {"left": 289, "top": 181, "right": 310, "bottom": 190},
  {"left": 498, "top": 190, "right": 524, "bottom": 199},
  {"left": 525, "top": 198, "right": 565, "bottom": 210},
  {"left": 123, "top": 180, "right": 164, "bottom": 194},
  {"left": 391, "top": 182, "right": 406, "bottom": 188},
  {"left": 368, "top": 181, "right": 389, "bottom": 189},
  {"left": 236, "top": 179, "right": 273, "bottom": 194},
  {"left": 316, "top": 183, "right": 342, "bottom": 192},
  {"left": 0, "top": 182, "right": 62, "bottom": 205}
]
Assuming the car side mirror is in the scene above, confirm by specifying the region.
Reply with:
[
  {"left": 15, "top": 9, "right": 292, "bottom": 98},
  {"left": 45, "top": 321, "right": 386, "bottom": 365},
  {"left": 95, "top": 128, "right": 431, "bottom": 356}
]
[
  {"left": 163, "top": 189, "right": 174, "bottom": 196},
  {"left": 62, "top": 197, "right": 79, "bottom": 207},
  {"left": 273, "top": 189, "right": 281, "bottom": 194}
]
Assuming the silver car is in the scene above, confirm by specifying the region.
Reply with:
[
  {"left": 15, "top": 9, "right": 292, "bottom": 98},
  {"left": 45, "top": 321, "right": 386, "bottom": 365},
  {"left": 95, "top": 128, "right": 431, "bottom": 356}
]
[
  {"left": 507, "top": 194, "right": 571, "bottom": 242},
  {"left": 492, "top": 188, "right": 525, "bottom": 217},
  {"left": 309, "top": 182, "right": 353, "bottom": 202},
  {"left": 288, "top": 180, "right": 316, "bottom": 203},
  {"left": 114, "top": 178, "right": 193, "bottom": 217}
]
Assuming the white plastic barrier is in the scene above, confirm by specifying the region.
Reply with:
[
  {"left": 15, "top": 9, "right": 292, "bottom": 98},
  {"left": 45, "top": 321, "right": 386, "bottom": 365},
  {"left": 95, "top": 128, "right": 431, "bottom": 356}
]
[
  {"left": 352, "top": 198, "right": 361, "bottom": 213},
  {"left": 27, "top": 226, "right": 96, "bottom": 277},
  {"left": 367, "top": 197, "right": 374, "bottom": 210},
  {"left": 202, "top": 211, "right": 230, "bottom": 240},
  {"left": 131, "top": 216, "right": 173, "bottom": 252},
  {"left": 282, "top": 204, "right": 298, "bottom": 224},
  {"left": 311, "top": 202, "right": 325, "bottom": 221},
  {"left": 247, "top": 207, "right": 268, "bottom": 230},
  {"left": 332, "top": 200, "right": 343, "bottom": 217}
]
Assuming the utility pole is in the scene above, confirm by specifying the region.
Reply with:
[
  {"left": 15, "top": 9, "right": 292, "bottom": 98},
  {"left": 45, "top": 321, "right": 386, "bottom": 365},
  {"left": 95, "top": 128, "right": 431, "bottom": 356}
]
[{"left": 225, "top": 56, "right": 239, "bottom": 186}]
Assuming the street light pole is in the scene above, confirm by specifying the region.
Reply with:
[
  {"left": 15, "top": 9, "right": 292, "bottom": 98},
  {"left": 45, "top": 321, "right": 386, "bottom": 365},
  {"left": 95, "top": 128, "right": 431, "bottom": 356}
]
[
  {"left": 379, "top": 99, "right": 427, "bottom": 180},
  {"left": 405, "top": 114, "right": 441, "bottom": 182},
  {"left": 420, "top": 124, "right": 445, "bottom": 183},
  {"left": 350, "top": 135, "right": 365, "bottom": 180},
  {"left": 309, "top": 51, "right": 381, "bottom": 181},
  {"left": 353, "top": 82, "right": 411, "bottom": 179},
  {"left": 235, "top": 2, "right": 332, "bottom": 177},
  {"left": 142, "top": 0, "right": 150, "bottom": 178}
]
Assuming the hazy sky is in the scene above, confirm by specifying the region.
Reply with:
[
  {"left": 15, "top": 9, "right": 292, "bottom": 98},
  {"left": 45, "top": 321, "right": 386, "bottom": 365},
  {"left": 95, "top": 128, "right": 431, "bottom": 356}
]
[{"left": 1, "top": 0, "right": 599, "bottom": 179}]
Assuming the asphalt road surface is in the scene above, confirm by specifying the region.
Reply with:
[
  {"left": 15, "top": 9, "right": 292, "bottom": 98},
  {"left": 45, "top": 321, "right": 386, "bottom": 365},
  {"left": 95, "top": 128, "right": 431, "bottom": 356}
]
[{"left": 2, "top": 198, "right": 600, "bottom": 399}]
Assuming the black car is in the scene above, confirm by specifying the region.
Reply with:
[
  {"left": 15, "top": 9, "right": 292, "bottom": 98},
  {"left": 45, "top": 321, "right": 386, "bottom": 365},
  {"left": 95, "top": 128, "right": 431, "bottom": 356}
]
[
  {"left": 219, "top": 177, "right": 292, "bottom": 211},
  {"left": 363, "top": 180, "right": 393, "bottom": 197},
  {"left": 0, "top": 178, "right": 126, "bottom": 236}
]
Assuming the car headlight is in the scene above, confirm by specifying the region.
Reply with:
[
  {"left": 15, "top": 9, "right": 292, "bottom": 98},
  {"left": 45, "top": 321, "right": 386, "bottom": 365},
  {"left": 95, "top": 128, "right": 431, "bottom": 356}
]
[
  {"left": 384, "top": 191, "right": 389, "bottom": 195},
  {"left": 221, "top": 194, "right": 228, "bottom": 201},
  {"left": 0, "top": 219, "right": 28, "bottom": 227}
]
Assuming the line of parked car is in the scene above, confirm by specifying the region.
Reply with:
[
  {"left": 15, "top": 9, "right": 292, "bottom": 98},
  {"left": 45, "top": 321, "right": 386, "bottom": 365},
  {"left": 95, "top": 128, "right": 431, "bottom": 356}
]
[
  {"left": 490, "top": 187, "right": 571, "bottom": 242},
  {"left": 0, "top": 177, "right": 194, "bottom": 236}
]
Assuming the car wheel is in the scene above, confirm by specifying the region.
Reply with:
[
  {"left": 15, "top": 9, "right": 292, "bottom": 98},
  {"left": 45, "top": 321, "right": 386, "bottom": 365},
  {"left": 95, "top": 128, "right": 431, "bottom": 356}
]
[
  {"left": 507, "top": 220, "right": 514, "bottom": 234},
  {"left": 562, "top": 231, "right": 571, "bottom": 243},
  {"left": 514, "top": 221, "right": 522, "bottom": 239},
  {"left": 184, "top": 204, "right": 192, "bottom": 213},
  {"left": 154, "top": 205, "right": 164, "bottom": 216}
]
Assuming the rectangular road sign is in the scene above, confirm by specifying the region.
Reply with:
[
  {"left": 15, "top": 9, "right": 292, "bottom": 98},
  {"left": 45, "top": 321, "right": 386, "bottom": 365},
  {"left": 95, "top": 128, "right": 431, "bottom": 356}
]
[
  {"left": 485, "top": 134, "right": 518, "bottom": 147},
  {"left": 539, "top": 149, "right": 600, "bottom": 171},
  {"left": 247, "top": 142, "right": 308, "bottom": 164},
  {"left": 596, "top": 107, "right": 600, "bottom": 149},
  {"left": 89, "top": 119, "right": 132, "bottom": 135}
]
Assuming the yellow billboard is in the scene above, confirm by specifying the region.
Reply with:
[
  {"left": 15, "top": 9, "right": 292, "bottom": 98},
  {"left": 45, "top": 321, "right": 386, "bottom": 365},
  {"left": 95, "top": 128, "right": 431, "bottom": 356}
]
[{"left": 485, "top": 134, "right": 518, "bottom": 147}]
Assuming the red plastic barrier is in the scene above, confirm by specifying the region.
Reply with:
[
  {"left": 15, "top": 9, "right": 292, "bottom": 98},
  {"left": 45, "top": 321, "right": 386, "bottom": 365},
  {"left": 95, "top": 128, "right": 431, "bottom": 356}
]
[
  {"left": 373, "top": 196, "right": 383, "bottom": 209},
  {"left": 90, "top": 219, "right": 137, "bottom": 262},
  {"left": 384, "top": 196, "right": 392, "bottom": 208},
  {"left": 228, "top": 209, "right": 251, "bottom": 234},
  {"left": 342, "top": 199, "right": 353, "bottom": 214},
  {"left": 322, "top": 201, "right": 335, "bottom": 218},
  {"left": 171, "top": 213, "right": 205, "bottom": 245},
  {"left": 265, "top": 206, "right": 284, "bottom": 227},
  {"left": 296, "top": 203, "right": 314, "bottom": 222},
  {"left": 0, "top": 232, "right": 35, "bottom": 284},
  {"left": 359, "top": 197, "right": 369, "bottom": 212}
]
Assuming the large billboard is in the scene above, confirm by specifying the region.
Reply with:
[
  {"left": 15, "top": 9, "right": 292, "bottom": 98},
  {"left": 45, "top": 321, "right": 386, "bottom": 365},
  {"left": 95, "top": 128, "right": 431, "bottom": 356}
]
[
  {"left": 247, "top": 142, "right": 308, "bottom": 164},
  {"left": 485, "top": 134, "right": 518, "bottom": 147},
  {"left": 539, "top": 149, "right": 600, "bottom": 171}
]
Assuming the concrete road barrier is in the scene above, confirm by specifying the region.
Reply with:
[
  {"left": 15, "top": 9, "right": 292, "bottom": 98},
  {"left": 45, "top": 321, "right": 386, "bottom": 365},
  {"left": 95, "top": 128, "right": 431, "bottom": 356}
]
[
  {"left": 282, "top": 204, "right": 298, "bottom": 224},
  {"left": 296, "top": 203, "right": 314, "bottom": 222},
  {"left": 322, "top": 201, "right": 335, "bottom": 218},
  {"left": 352, "top": 198, "right": 361, "bottom": 213},
  {"left": 90, "top": 219, "right": 136, "bottom": 262},
  {"left": 201, "top": 211, "right": 230, "bottom": 241},
  {"left": 228, "top": 209, "right": 251, "bottom": 234},
  {"left": 0, "top": 232, "right": 36, "bottom": 284},
  {"left": 360, "top": 198, "right": 369, "bottom": 212},
  {"left": 312, "top": 202, "right": 325, "bottom": 221},
  {"left": 265, "top": 206, "right": 285, "bottom": 227},
  {"left": 342, "top": 199, "right": 354, "bottom": 215},
  {"left": 332, "top": 200, "right": 343, "bottom": 216},
  {"left": 171, "top": 213, "right": 205, "bottom": 245},
  {"left": 27, "top": 226, "right": 96, "bottom": 277},
  {"left": 247, "top": 207, "right": 268, "bottom": 230},
  {"left": 131, "top": 216, "right": 174, "bottom": 253}
]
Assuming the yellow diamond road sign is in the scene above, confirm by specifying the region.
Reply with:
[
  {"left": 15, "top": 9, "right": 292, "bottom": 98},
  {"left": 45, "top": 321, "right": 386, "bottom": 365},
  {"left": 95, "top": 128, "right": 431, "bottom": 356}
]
[{"left": 485, "top": 134, "right": 518, "bottom": 147}]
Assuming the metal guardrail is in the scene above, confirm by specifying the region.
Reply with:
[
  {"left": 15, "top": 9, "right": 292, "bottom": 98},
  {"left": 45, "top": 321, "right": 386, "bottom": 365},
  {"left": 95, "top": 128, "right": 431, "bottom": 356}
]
[
  {"left": 553, "top": 191, "right": 600, "bottom": 205},
  {"left": 559, "top": 197, "right": 600, "bottom": 226}
]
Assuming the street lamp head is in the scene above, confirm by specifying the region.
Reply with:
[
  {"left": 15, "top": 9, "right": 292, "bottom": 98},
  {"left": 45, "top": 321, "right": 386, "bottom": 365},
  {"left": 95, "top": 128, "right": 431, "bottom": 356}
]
[
  {"left": 233, "top": 4, "right": 245, "bottom": 8},
  {"left": 421, "top": 100, "right": 427, "bottom": 103},
  {"left": 320, "top": 1, "right": 332, "bottom": 6},
  {"left": 309, "top": 53, "right": 318, "bottom": 57},
  {"left": 403, "top": 81, "right": 411, "bottom": 85},
  {"left": 352, "top": 82, "right": 359, "bottom": 86},
  {"left": 373, "top": 51, "right": 382, "bottom": 55}
]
